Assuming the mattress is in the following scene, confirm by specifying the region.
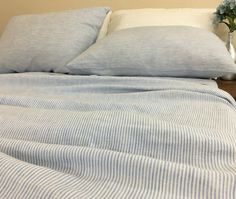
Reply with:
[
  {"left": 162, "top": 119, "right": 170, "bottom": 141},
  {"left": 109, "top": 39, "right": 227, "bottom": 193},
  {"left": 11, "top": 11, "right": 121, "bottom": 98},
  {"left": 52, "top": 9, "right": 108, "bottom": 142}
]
[{"left": 0, "top": 72, "right": 235, "bottom": 199}]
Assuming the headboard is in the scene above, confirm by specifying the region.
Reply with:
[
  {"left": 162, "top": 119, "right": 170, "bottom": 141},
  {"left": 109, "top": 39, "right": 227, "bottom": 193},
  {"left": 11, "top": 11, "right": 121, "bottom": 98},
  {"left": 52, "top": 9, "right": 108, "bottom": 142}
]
[{"left": 0, "top": 0, "right": 220, "bottom": 34}]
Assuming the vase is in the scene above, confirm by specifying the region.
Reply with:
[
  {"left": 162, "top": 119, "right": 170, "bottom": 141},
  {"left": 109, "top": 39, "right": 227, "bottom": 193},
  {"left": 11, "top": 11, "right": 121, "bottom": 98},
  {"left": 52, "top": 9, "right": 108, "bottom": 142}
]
[{"left": 220, "top": 32, "right": 236, "bottom": 81}]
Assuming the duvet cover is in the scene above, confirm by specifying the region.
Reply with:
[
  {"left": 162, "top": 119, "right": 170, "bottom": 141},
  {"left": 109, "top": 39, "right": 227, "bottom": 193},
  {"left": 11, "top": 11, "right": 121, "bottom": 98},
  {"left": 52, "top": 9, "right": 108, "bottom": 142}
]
[{"left": 0, "top": 73, "right": 235, "bottom": 199}]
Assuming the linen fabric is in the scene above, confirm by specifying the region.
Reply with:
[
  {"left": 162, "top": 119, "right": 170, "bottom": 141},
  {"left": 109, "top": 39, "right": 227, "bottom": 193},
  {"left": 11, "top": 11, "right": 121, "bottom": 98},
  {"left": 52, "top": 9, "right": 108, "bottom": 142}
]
[
  {"left": 0, "top": 73, "right": 235, "bottom": 198},
  {"left": 0, "top": 7, "right": 110, "bottom": 74},
  {"left": 67, "top": 26, "right": 236, "bottom": 78}
]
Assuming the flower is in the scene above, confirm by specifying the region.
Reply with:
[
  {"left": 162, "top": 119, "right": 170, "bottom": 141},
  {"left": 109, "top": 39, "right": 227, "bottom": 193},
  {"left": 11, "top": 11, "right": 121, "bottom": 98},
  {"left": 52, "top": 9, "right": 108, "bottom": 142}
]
[{"left": 214, "top": 0, "right": 236, "bottom": 32}]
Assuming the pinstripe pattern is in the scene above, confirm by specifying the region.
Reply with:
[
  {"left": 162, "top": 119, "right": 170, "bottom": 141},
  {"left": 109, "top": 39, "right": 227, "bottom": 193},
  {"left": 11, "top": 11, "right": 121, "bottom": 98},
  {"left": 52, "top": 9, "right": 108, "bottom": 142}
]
[{"left": 0, "top": 73, "right": 235, "bottom": 199}]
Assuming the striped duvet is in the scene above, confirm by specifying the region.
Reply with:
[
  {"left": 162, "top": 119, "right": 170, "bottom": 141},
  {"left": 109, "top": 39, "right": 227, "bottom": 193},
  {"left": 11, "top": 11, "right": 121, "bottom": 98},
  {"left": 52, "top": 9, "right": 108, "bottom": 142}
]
[{"left": 0, "top": 73, "right": 235, "bottom": 199}]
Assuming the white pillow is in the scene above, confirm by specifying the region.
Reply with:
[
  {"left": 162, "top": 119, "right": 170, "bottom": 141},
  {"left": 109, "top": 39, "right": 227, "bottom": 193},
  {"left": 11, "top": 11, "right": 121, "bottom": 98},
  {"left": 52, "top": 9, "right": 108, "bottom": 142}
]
[
  {"left": 97, "top": 11, "right": 112, "bottom": 41},
  {"left": 108, "top": 9, "right": 215, "bottom": 34}
]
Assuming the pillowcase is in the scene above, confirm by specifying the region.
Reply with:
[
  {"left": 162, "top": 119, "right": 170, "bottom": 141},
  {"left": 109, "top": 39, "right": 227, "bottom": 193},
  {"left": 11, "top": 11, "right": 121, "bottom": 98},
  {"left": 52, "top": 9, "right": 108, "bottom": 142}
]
[
  {"left": 108, "top": 8, "right": 233, "bottom": 47},
  {"left": 0, "top": 7, "right": 110, "bottom": 74},
  {"left": 66, "top": 26, "right": 236, "bottom": 78},
  {"left": 96, "top": 11, "right": 112, "bottom": 41},
  {"left": 108, "top": 9, "right": 215, "bottom": 34}
]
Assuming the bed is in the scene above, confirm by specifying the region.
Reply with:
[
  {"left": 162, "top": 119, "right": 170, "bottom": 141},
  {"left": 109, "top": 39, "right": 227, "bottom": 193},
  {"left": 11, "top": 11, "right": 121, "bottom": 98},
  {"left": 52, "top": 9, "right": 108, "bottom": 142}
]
[{"left": 0, "top": 7, "right": 236, "bottom": 199}]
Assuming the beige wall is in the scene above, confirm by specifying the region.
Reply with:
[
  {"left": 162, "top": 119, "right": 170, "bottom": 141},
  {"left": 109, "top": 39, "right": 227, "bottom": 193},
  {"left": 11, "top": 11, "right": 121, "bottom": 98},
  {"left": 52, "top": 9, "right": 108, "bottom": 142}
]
[{"left": 0, "top": 0, "right": 221, "bottom": 33}]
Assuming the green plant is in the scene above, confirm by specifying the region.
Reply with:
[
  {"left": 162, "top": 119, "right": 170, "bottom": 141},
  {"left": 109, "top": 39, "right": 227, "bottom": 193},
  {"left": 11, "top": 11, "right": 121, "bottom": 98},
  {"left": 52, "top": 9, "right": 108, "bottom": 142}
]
[{"left": 214, "top": 0, "right": 236, "bottom": 32}]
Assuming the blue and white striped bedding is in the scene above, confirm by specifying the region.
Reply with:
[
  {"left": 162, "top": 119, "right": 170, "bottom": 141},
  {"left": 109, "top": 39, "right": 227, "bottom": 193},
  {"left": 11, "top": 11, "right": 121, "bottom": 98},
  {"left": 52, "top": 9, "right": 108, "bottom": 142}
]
[{"left": 0, "top": 73, "right": 235, "bottom": 199}]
